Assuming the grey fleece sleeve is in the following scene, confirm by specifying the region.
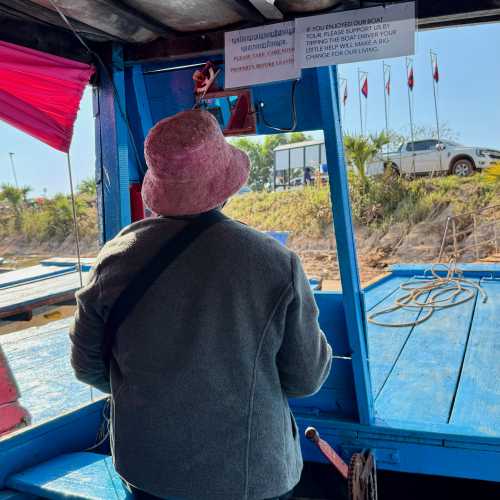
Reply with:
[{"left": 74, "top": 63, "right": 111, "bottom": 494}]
[
  {"left": 277, "top": 253, "right": 332, "bottom": 398},
  {"left": 69, "top": 268, "right": 111, "bottom": 394}
]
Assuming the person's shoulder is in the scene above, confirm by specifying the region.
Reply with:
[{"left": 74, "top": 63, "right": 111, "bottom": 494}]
[
  {"left": 94, "top": 218, "right": 170, "bottom": 270},
  {"left": 222, "top": 218, "right": 293, "bottom": 262}
]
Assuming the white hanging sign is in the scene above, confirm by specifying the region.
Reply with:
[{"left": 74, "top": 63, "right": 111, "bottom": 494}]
[
  {"left": 295, "top": 2, "right": 415, "bottom": 69},
  {"left": 224, "top": 21, "right": 300, "bottom": 89}
]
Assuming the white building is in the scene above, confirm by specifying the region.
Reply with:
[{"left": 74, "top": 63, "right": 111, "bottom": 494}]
[{"left": 273, "top": 140, "right": 327, "bottom": 189}]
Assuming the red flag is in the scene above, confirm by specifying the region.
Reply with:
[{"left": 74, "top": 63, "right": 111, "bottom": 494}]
[
  {"left": 361, "top": 77, "right": 368, "bottom": 98},
  {"left": 385, "top": 75, "right": 391, "bottom": 96},
  {"left": 407, "top": 67, "right": 414, "bottom": 91},
  {"left": 343, "top": 84, "right": 348, "bottom": 105},
  {"left": 433, "top": 62, "right": 439, "bottom": 82}
]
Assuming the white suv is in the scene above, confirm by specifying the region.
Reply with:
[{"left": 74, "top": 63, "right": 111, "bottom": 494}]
[{"left": 367, "top": 139, "right": 500, "bottom": 177}]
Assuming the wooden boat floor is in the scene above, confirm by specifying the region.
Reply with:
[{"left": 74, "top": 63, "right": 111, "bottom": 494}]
[
  {"left": 367, "top": 274, "right": 500, "bottom": 437},
  {"left": 1, "top": 271, "right": 499, "bottom": 438},
  {"left": 0, "top": 265, "right": 71, "bottom": 289},
  {"left": 0, "top": 270, "right": 90, "bottom": 319}
]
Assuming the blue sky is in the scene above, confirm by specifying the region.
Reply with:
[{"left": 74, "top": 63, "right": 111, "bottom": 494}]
[
  {"left": 1, "top": 22, "right": 499, "bottom": 196},
  {"left": 0, "top": 87, "right": 96, "bottom": 197},
  {"left": 337, "top": 22, "right": 500, "bottom": 147}
]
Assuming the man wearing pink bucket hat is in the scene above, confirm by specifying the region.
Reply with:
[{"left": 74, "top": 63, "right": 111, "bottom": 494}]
[{"left": 70, "top": 110, "right": 332, "bottom": 500}]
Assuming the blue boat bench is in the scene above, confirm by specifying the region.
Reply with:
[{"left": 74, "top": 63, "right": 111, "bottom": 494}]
[
  {"left": 0, "top": 265, "right": 499, "bottom": 498},
  {"left": 7, "top": 452, "right": 128, "bottom": 500},
  {"left": 0, "top": 402, "right": 113, "bottom": 500}
]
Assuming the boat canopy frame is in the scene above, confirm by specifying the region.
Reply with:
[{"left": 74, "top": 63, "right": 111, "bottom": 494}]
[
  {"left": 1, "top": 1, "right": 500, "bottom": 491},
  {"left": 2, "top": 1, "right": 500, "bottom": 61},
  {"left": 93, "top": 44, "right": 375, "bottom": 422}
]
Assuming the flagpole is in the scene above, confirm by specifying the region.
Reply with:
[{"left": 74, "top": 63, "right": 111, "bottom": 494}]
[
  {"left": 406, "top": 56, "right": 415, "bottom": 177},
  {"left": 430, "top": 50, "right": 442, "bottom": 177},
  {"left": 357, "top": 68, "right": 363, "bottom": 135},
  {"left": 343, "top": 78, "right": 347, "bottom": 124},
  {"left": 339, "top": 77, "right": 347, "bottom": 125},
  {"left": 364, "top": 71, "right": 368, "bottom": 136},
  {"left": 382, "top": 62, "right": 390, "bottom": 160},
  {"left": 8, "top": 153, "right": 19, "bottom": 189}
]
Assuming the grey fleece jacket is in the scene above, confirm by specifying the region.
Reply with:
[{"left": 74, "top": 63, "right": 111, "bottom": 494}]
[{"left": 70, "top": 214, "right": 332, "bottom": 500}]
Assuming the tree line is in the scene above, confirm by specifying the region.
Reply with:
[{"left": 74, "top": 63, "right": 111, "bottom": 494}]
[{"left": 0, "top": 179, "right": 97, "bottom": 242}]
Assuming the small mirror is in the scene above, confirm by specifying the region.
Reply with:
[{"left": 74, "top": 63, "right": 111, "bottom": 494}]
[
  {"left": 436, "top": 143, "right": 446, "bottom": 151},
  {"left": 198, "top": 90, "right": 256, "bottom": 136}
]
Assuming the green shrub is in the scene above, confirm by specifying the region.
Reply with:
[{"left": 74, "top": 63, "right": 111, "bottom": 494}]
[
  {"left": 3, "top": 173, "right": 500, "bottom": 248},
  {"left": 18, "top": 193, "right": 97, "bottom": 243},
  {"left": 349, "top": 172, "right": 419, "bottom": 226},
  {"left": 227, "top": 173, "right": 500, "bottom": 237},
  {"left": 21, "top": 210, "right": 50, "bottom": 242},
  {"left": 225, "top": 186, "right": 333, "bottom": 239}
]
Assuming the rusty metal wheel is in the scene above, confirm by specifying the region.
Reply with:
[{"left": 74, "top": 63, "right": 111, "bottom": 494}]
[{"left": 347, "top": 451, "right": 378, "bottom": 500}]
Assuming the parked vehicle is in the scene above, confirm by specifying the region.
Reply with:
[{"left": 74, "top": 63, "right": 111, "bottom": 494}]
[{"left": 368, "top": 139, "right": 500, "bottom": 177}]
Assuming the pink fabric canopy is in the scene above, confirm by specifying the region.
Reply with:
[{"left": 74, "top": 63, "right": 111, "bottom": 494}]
[{"left": 0, "top": 41, "right": 94, "bottom": 152}]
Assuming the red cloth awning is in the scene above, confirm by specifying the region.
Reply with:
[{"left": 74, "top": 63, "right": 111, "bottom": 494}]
[{"left": 0, "top": 41, "right": 94, "bottom": 152}]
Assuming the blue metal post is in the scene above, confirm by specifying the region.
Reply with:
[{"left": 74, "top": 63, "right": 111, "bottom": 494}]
[
  {"left": 94, "top": 45, "right": 131, "bottom": 243},
  {"left": 131, "top": 65, "right": 154, "bottom": 141},
  {"left": 316, "top": 65, "right": 374, "bottom": 424},
  {"left": 94, "top": 65, "right": 120, "bottom": 242},
  {"left": 92, "top": 86, "right": 106, "bottom": 246},
  {"left": 112, "top": 45, "right": 132, "bottom": 230}
]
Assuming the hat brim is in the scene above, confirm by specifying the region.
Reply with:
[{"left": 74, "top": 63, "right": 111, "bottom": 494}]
[{"left": 142, "top": 144, "right": 250, "bottom": 216}]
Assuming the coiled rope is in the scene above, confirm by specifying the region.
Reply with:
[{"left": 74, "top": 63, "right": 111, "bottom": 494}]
[{"left": 367, "top": 259, "right": 488, "bottom": 328}]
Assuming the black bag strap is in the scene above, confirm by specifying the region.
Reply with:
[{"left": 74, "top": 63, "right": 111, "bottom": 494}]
[{"left": 102, "top": 210, "right": 227, "bottom": 371}]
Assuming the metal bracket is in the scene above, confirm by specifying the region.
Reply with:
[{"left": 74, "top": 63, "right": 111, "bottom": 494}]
[{"left": 341, "top": 444, "right": 400, "bottom": 465}]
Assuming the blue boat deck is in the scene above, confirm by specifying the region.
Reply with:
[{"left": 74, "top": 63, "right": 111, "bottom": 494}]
[
  {"left": 0, "top": 265, "right": 70, "bottom": 289},
  {"left": 0, "top": 265, "right": 499, "bottom": 495},
  {"left": 0, "top": 260, "right": 93, "bottom": 290},
  {"left": 366, "top": 268, "right": 500, "bottom": 438},
  {"left": 0, "top": 263, "right": 91, "bottom": 320},
  {"left": 2, "top": 265, "right": 498, "bottom": 438}
]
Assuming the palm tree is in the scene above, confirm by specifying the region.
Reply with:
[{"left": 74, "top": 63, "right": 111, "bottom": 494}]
[
  {"left": 343, "top": 136, "right": 375, "bottom": 182},
  {"left": 370, "top": 131, "right": 390, "bottom": 156},
  {"left": 0, "top": 184, "right": 31, "bottom": 230},
  {"left": 343, "top": 132, "right": 390, "bottom": 184},
  {"left": 77, "top": 178, "right": 97, "bottom": 197}
]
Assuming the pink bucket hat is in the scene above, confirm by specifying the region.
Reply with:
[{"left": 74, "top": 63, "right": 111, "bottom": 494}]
[{"left": 142, "top": 110, "right": 250, "bottom": 216}]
